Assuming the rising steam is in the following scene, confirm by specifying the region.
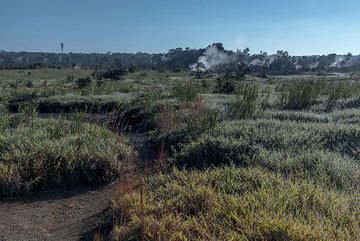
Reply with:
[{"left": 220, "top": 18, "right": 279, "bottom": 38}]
[{"left": 190, "top": 44, "right": 236, "bottom": 72}]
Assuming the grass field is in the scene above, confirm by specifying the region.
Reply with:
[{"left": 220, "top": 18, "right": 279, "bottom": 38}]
[{"left": 0, "top": 68, "right": 359, "bottom": 240}]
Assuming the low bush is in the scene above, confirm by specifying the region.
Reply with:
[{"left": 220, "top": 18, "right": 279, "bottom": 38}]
[
  {"left": 213, "top": 76, "right": 236, "bottom": 94},
  {"left": 101, "top": 68, "right": 127, "bottom": 80},
  {"left": 340, "top": 96, "right": 360, "bottom": 109},
  {"left": 111, "top": 106, "right": 156, "bottom": 133},
  {"left": 332, "top": 109, "right": 360, "bottom": 124},
  {"left": 75, "top": 77, "right": 92, "bottom": 88}
]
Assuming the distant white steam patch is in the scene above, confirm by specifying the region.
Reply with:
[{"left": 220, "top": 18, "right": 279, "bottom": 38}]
[
  {"left": 330, "top": 56, "right": 345, "bottom": 68},
  {"left": 310, "top": 62, "right": 319, "bottom": 69},
  {"left": 249, "top": 59, "right": 264, "bottom": 66},
  {"left": 293, "top": 59, "right": 302, "bottom": 70},
  {"left": 161, "top": 55, "right": 169, "bottom": 62},
  {"left": 190, "top": 45, "right": 236, "bottom": 72}
]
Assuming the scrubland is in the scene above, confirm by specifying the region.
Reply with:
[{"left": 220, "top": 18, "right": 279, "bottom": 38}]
[{"left": 0, "top": 68, "right": 359, "bottom": 240}]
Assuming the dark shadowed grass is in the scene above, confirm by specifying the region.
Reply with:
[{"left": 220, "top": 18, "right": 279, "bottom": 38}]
[{"left": 8, "top": 93, "right": 134, "bottom": 113}]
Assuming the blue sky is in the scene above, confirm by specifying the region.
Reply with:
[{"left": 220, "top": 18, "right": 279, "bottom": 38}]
[{"left": 1, "top": 0, "right": 360, "bottom": 55}]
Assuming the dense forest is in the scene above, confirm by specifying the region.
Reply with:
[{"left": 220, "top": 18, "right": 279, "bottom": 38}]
[{"left": 1, "top": 43, "right": 360, "bottom": 74}]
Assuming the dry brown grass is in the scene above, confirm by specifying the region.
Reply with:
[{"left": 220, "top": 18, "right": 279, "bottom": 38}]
[
  {"left": 155, "top": 98, "right": 214, "bottom": 134},
  {"left": 92, "top": 232, "right": 104, "bottom": 241}
]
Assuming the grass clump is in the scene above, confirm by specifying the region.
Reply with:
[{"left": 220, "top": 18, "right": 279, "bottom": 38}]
[
  {"left": 111, "top": 167, "right": 360, "bottom": 240},
  {"left": 0, "top": 117, "right": 133, "bottom": 197},
  {"left": 151, "top": 98, "right": 219, "bottom": 157},
  {"left": 228, "top": 84, "right": 261, "bottom": 119},
  {"left": 171, "top": 82, "right": 198, "bottom": 102},
  {"left": 175, "top": 136, "right": 260, "bottom": 169},
  {"left": 281, "top": 82, "right": 320, "bottom": 110}
]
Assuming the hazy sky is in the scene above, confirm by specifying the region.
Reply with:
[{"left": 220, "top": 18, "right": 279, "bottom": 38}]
[{"left": 2, "top": 0, "right": 360, "bottom": 55}]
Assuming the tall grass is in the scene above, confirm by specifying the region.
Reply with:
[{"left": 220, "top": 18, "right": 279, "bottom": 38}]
[
  {"left": 228, "top": 84, "right": 261, "bottom": 119},
  {"left": 111, "top": 167, "right": 360, "bottom": 240},
  {"left": 0, "top": 117, "right": 134, "bottom": 197},
  {"left": 281, "top": 82, "right": 320, "bottom": 110},
  {"left": 171, "top": 82, "right": 198, "bottom": 102},
  {"left": 152, "top": 98, "right": 219, "bottom": 158},
  {"left": 325, "top": 81, "right": 355, "bottom": 112}
]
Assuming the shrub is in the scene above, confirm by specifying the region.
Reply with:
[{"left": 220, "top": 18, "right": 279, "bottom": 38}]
[
  {"left": 214, "top": 76, "right": 236, "bottom": 94},
  {"left": 128, "top": 64, "right": 138, "bottom": 73},
  {"left": 101, "top": 68, "right": 127, "bottom": 80},
  {"left": 25, "top": 80, "right": 33, "bottom": 88},
  {"left": 76, "top": 77, "right": 92, "bottom": 88}
]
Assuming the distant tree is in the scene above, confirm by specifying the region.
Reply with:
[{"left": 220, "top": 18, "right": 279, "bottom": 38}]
[
  {"left": 101, "top": 68, "right": 127, "bottom": 80},
  {"left": 113, "top": 58, "right": 123, "bottom": 69},
  {"left": 213, "top": 43, "right": 225, "bottom": 51},
  {"left": 128, "top": 63, "right": 138, "bottom": 73}
]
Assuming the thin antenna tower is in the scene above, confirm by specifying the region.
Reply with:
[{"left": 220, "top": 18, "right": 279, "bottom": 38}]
[{"left": 60, "top": 42, "right": 64, "bottom": 54}]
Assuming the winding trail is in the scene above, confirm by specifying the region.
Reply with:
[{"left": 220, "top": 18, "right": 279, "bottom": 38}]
[
  {"left": 0, "top": 132, "right": 152, "bottom": 241},
  {"left": 0, "top": 184, "right": 114, "bottom": 241}
]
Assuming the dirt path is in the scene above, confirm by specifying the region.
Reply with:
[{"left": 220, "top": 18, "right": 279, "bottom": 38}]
[
  {"left": 0, "top": 133, "right": 152, "bottom": 241},
  {"left": 0, "top": 184, "right": 115, "bottom": 241}
]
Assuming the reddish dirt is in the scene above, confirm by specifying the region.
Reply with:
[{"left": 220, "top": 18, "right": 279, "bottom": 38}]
[
  {"left": 0, "top": 131, "right": 151, "bottom": 241},
  {"left": 0, "top": 184, "right": 116, "bottom": 241}
]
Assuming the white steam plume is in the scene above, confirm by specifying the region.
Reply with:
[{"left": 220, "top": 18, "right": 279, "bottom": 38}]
[{"left": 190, "top": 45, "right": 236, "bottom": 72}]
